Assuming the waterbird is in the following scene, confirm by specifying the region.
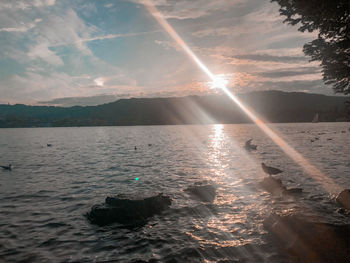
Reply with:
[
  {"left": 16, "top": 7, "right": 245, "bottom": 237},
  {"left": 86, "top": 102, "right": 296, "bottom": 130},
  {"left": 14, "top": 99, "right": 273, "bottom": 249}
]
[
  {"left": 261, "top": 163, "right": 282, "bottom": 176},
  {"left": 47, "top": 144, "right": 52, "bottom": 147},
  {"left": 134, "top": 146, "right": 137, "bottom": 150},
  {"left": 244, "top": 139, "right": 257, "bottom": 151},
  {"left": 1, "top": 164, "right": 12, "bottom": 171}
]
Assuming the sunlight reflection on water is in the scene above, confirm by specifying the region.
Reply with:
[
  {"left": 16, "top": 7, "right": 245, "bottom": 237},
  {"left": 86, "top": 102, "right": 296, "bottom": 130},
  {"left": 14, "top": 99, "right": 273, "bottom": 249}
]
[{"left": 0, "top": 123, "right": 349, "bottom": 262}]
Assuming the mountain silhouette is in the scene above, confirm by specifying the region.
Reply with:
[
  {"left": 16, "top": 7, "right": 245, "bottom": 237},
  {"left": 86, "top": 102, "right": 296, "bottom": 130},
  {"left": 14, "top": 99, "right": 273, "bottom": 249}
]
[{"left": 0, "top": 91, "right": 348, "bottom": 128}]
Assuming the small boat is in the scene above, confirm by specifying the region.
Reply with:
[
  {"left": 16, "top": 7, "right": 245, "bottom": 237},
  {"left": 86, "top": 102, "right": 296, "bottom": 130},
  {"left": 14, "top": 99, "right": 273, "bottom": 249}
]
[{"left": 312, "top": 113, "right": 319, "bottom": 123}]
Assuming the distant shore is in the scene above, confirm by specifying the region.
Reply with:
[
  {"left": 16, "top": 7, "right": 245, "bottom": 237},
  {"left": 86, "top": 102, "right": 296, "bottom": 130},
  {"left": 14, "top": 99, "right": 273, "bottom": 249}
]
[
  {"left": 0, "top": 121, "right": 349, "bottom": 129},
  {"left": 1, "top": 90, "right": 349, "bottom": 128}
]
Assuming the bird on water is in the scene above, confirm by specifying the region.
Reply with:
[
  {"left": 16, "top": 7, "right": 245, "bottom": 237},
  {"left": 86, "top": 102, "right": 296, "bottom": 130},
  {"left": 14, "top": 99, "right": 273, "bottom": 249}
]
[
  {"left": 245, "top": 139, "right": 257, "bottom": 151},
  {"left": 0, "top": 164, "right": 12, "bottom": 171},
  {"left": 261, "top": 162, "right": 282, "bottom": 176}
]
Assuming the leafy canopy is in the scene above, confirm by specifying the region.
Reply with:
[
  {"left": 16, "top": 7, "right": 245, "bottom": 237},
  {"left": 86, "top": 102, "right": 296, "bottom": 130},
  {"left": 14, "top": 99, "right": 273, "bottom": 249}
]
[{"left": 271, "top": 0, "right": 350, "bottom": 94}]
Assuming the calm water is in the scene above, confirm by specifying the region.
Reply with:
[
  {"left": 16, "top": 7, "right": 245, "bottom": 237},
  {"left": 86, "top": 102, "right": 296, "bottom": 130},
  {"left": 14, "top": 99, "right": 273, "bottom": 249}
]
[{"left": 0, "top": 123, "right": 349, "bottom": 262}]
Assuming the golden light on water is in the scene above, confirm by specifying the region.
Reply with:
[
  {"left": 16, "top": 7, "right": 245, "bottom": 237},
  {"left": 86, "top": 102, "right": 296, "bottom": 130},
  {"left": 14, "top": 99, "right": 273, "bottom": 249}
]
[
  {"left": 212, "top": 124, "right": 223, "bottom": 148},
  {"left": 143, "top": 0, "right": 341, "bottom": 194},
  {"left": 208, "top": 124, "right": 227, "bottom": 173}
]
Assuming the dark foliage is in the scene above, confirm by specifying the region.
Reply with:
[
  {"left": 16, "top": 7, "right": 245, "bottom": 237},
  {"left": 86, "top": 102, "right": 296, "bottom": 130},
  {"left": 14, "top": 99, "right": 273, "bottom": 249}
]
[{"left": 271, "top": 0, "right": 350, "bottom": 94}]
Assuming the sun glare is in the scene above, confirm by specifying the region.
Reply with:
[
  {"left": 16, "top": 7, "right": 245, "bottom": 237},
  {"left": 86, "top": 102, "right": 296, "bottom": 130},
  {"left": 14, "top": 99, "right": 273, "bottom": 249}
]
[
  {"left": 94, "top": 77, "right": 105, "bottom": 87},
  {"left": 211, "top": 75, "right": 229, "bottom": 90},
  {"left": 145, "top": 0, "right": 341, "bottom": 194}
]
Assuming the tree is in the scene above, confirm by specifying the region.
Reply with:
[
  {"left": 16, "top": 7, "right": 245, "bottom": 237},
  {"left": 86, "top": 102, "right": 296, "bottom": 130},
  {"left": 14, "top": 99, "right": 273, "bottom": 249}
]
[{"left": 271, "top": 0, "right": 350, "bottom": 94}]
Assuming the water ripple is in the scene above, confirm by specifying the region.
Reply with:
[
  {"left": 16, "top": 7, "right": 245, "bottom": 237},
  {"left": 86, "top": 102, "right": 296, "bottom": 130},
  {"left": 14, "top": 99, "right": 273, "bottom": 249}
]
[{"left": 0, "top": 123, "right": 349, "bottom": 262}]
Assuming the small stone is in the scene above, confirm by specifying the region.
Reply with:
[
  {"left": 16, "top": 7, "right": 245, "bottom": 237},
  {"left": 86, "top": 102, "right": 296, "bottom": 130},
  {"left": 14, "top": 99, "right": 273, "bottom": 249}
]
[{"left": 185, "top": 184, "right": 216, "bottom": 202}]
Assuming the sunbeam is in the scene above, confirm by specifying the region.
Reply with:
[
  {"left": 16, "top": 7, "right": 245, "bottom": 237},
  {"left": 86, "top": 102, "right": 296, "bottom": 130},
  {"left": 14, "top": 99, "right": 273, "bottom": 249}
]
[{"left": 143, "top": 0, "right": 341, "bottom": 194}]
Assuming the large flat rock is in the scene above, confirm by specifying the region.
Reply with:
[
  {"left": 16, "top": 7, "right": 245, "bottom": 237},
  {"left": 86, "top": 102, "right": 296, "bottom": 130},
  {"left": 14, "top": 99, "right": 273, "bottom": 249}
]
[
  {"left": 87, "top": 193, "right": 171, "bottom": 227},
  {"left": 264, "top": 213, "right": 350, "bottom": 263},
  {"left": 185, "top": 184, "right": 216, "bottom": 203}
]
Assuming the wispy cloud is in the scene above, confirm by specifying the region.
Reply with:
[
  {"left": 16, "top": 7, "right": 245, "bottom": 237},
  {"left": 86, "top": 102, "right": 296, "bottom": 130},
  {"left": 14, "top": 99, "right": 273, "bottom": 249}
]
[
  {"left": 0, "top": 0, "right": 332, "bottom": 105},
  {"left": 0, "top": 18, "right": 42, "bottom": 32},
  {"left": 0, "top": 0, "right": 56, "bottom": 10},
  {"left": 54, "top": 30, "right": 161, "bottom": 46},
  {"left": 134, "top": 0, "right": 246, "bottom": 19},
  {"left": 232, "top": 54, "right": 307, "bottom": 63}
]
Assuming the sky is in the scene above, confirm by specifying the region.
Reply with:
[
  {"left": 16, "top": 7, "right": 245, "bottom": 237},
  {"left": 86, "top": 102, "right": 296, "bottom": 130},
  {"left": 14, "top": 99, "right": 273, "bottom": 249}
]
[{"left": 0, "top": 0, "right": 334, "bottom": 106}]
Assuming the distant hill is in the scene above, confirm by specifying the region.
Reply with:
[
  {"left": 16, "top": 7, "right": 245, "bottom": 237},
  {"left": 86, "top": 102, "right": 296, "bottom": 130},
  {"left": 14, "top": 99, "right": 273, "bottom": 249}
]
[{"left": 0, "top": 90, "right": 348, "bottom": 128}]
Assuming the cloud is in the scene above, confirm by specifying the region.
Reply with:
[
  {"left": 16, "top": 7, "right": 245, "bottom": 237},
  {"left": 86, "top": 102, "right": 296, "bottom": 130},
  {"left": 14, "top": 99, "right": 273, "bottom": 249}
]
[
  {"left": 0, "top": 0, "right": 335, "bottom": 105},
  {"left": 232, "top": 54, "right": 307, "bottom": 63},
  {"left": 39, "top": 94, "right": 124, "bottom": 107},
  {"left": 32, "top": 9, "right": 95, "bottom": 56},
  {"left": 0, "top": 69, "right": 138, "bottom": 104},
  {"left": 192, "top": 27, "right": 234, "bottom": 38},
  {"left": 0, "top": 18, "right": 42, "bottom": 32},
  {"left": 0, "top": 71, "right": 75, "bottom": 104},
  {"left": 38, "top": 80, "right": 214, "bottom": 107},
  {"left": 0, "top": 0, "right": 56, "bottom": 10},
  {"left": 28, "top": 42, "right": 64, "bottom": 66},
  {"left": 0, "top": 5, "right": 96, "bottom": 68},
  {"left": 260, "top": 79, "right": 330, "bottom": 93},
  {"left": 135, "top": 0, "right": 246, "bottom": 19},
  {"left": 257, "top": 67, "right": 320, "bottom": 78},
  {"left": 104, "top": 3, "right": 114, "bottom": 8},
  {"left": 94, "top": 77, "right": 106, "bottom": 87},
  {"left": 154, "top": 39, "right": 181, "bottom": 51},
  {"left": 69, "top": 30, "right": 160, "bottom": 44}
]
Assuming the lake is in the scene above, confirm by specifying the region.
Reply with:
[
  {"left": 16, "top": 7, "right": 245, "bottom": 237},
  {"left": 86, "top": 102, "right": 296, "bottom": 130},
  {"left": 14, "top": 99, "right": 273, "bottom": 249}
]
[{"left": 0, "top": 123, "right": 349, "bottom": 262}]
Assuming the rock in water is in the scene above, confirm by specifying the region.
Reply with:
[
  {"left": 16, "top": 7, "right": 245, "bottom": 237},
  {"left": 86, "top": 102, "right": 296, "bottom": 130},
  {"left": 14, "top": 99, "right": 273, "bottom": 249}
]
[
  {"left": 282, "top": 188, "right": 303, "bottom": 196},
  {"left": 87, "top": 193, "right": 171, "bottom": 227},
  {"left": 336, "top": 189, "right": 350, "bottom": 210},
  {"left": 258, "top": 176, "right": 286, "bottom": 195},
  {"left": 264, "top": 213, "right": 350, "bottom": 263},
  {"left": 185, "top": 185, "right": 216, "bottom": 202}
]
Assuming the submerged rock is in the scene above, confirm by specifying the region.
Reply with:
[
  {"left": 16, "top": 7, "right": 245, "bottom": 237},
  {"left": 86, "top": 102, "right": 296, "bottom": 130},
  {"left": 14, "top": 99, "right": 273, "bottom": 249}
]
[
  {"left": 258, "top": 176, "right": 286, "bottom": 195},
  {"left": 185, "top": 184, "right": 216, "bottom": 202},
  {"left": 282, "top": 188, "right": 303, "bottom": 196},
  {"left": 337, "top": 207, "right": 350, "bottom": 216},
  {"left": 87, "top": 193, "right": 171, "bottom": 227},
  {"left": 264, "top": 213, "right": 350, "bottom": 263},
  {"left": 259, "top": 177, "right": 302, "bottom": 197},
  {"left": 336, "top": 189, "right": 350, "bottom": 210}
]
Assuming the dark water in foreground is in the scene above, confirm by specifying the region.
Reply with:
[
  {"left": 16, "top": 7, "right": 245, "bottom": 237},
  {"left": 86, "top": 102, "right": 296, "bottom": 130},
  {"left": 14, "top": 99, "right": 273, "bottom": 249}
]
[{"left": 0, "top": 123, "right": 350, "bottom": 262}]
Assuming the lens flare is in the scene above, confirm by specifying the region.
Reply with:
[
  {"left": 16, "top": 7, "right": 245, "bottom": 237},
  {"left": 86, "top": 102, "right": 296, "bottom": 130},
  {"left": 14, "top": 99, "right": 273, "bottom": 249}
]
[
  {"left": 211, "top": 75, "right": 229, "bottom": 90},
  {"left": 94, "top": 77, "right": 106, "bottom": 87},
  {"left": 143, "top": 0, "right": 340, "bottom": 194}
]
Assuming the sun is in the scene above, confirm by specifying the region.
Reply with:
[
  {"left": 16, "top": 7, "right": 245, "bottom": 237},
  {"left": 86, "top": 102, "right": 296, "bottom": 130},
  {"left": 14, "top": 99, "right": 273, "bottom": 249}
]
[
  {"left": 211, "top": 75, "right": 229, "bottom": 90},
  {"left": 94, "top": 77, "right": 106, "bottom": 87}
]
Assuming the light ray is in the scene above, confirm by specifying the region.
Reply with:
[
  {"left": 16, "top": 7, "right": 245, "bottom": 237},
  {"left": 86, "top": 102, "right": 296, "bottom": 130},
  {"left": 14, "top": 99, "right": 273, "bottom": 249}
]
[{"left": 143, "top": 0, "right": 341, "bottom": 193}]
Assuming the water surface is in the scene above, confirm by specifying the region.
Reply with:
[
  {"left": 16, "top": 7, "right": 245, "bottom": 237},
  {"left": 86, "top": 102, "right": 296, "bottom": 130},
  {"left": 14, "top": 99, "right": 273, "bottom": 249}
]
[{"left": 0, "top": 123, "right": 349, "bottom": 262}]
